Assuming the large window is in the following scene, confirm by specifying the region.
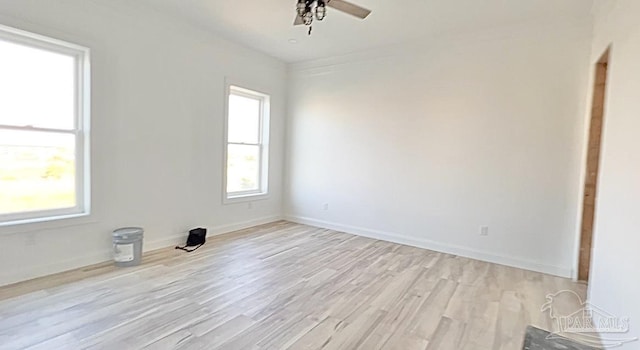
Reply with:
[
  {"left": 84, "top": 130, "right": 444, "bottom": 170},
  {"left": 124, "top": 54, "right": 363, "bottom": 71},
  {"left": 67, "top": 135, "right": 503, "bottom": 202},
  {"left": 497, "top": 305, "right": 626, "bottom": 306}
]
[
  {"left": 0, "top": 25, "right": 90, "bottom": 225},
  {"left": 224, "top": 85, "right": 269, "bottom": 201}
]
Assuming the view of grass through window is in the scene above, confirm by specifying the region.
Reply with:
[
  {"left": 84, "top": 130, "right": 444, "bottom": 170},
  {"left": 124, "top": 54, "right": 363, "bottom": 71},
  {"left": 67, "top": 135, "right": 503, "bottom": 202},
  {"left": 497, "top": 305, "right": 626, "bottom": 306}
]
[{"left": 0, "top": 131, "right": 76, "bottom": 214}]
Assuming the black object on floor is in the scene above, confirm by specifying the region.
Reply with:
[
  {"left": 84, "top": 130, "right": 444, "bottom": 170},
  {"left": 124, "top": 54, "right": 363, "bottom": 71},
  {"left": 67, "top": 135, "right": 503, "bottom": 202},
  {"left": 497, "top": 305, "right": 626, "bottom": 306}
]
[
  {"left": 175, "top": 227, "right": 207, "bottom": 252},
  {"left": 523, "top": 326, "right": 599, "bottom": 350}
]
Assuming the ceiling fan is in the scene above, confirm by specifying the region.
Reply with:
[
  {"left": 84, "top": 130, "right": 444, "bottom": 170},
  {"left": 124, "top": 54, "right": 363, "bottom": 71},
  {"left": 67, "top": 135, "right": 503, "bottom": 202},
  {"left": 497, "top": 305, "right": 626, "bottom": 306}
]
[{"left": 294, "top": 0, "right": 371, "bottom": 35}]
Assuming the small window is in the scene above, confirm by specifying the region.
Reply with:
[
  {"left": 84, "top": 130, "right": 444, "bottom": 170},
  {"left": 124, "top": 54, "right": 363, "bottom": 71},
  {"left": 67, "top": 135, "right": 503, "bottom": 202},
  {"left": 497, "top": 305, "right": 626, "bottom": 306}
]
[
  {"left": 0, "top": 25, "right": 90, "bottom": 225},
  {"left": 224, "top": 85, "right": 269, "bottom": 201}
]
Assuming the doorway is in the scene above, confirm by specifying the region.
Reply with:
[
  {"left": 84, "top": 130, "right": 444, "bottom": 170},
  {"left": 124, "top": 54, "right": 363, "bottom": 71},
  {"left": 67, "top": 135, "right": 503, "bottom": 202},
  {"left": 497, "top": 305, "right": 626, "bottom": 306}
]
[{"left": 578, "top": 49, "right": 609, "bottom": 282}]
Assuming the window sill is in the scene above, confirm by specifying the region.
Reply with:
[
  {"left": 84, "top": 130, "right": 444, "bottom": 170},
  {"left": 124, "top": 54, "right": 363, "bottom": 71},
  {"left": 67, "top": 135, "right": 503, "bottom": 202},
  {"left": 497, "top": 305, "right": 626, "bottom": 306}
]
[
  {"left": 0, "top": 212, "right": 96, "bottom": 235},
  {"left": 223, "top": 192, "right": 270, "bottom": 205}
]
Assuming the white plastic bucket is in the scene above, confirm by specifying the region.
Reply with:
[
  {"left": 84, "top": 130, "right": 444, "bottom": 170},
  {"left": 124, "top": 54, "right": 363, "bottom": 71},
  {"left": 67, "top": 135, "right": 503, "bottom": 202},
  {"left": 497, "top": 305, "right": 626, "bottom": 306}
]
[{"left": 112, "top": 227, "right": 144, "bottom": 267}]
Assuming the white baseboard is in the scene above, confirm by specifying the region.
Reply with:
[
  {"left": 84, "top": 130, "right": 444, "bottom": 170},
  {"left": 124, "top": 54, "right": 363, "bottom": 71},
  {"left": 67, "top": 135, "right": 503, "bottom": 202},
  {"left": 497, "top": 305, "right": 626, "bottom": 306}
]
[
  {"left": 0, "top": 215, "right": 283, "bottom": 287},
  {"left": 285, "top": 215, "right": 573, "bottom": 278},
  {"left": 0, "top": 250, "right": 112, "bottom": 288},
  {"left": 207, "top": 215, "right": 284, "bottom": 236},
  {"left": 145, "top": 215, "right": 284, "bottom": 251}
]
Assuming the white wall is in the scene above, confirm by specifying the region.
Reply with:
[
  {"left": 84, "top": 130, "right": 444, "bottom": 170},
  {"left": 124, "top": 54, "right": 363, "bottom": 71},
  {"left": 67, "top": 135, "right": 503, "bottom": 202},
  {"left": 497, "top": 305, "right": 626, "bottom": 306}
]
[
  {"left": 588, "top": 0, "right": 640, "bottom": 346},
  {"left": 0, "top": 0, "right": 286, "bottom": 286},
  {"left": 285, "top": 20, "right": 593, "bottom": 277}
]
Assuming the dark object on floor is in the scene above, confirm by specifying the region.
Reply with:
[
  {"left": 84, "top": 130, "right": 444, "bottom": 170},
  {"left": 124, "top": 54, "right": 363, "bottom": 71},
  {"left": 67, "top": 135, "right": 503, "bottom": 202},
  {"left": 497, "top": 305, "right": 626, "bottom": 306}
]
[
  {"left": 523, "top": 326, "right": 599, "bottom": 350},
  {"left": 175, "top": 227, "right": 207, "bottom": 252}
]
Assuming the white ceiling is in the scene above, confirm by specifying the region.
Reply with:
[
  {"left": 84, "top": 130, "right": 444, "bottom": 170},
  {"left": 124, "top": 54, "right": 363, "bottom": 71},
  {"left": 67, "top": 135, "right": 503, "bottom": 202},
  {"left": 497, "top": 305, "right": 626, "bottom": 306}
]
[{"left": 139, "top": 0, "right": 593, "bottom": 62}]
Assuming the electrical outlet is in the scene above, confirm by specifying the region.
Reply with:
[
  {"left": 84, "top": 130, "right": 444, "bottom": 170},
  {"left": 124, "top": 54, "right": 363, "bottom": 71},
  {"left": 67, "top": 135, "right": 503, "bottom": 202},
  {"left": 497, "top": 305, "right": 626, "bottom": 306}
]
[
  {"left": 323, "top": 203, "right": 329, "bottom": 211},
  {"left": 480, "top": 226, "right": 489, "bottom": 236}
]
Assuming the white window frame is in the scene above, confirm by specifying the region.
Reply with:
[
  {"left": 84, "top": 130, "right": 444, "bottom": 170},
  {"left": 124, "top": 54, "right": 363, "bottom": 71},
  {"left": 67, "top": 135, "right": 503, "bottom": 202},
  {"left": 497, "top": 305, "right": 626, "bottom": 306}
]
[
  {"left": 0, "top": 24, "right": 91, "bottom": 226},
  {"left": 223, "top": 83, "right": 270, "bottom": 203}
]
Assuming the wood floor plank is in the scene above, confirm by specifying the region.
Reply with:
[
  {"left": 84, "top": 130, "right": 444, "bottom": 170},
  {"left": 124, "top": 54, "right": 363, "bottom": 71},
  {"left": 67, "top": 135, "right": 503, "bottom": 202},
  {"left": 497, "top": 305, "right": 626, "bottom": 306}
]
[
  {"left": 408, "top": 278, "right": 459, "bottom": 340},
  {"left": 287, "top": 316, "right": 345, "bottom": 350},
  {"left": 0, "top": 221, "right": 589, "bottom": 350},
  {"left": 177, "top": 315, "right": 256, "bottom": 350},
  {"left": 425, "top": 316, "right": 467, "bottom": 350}
]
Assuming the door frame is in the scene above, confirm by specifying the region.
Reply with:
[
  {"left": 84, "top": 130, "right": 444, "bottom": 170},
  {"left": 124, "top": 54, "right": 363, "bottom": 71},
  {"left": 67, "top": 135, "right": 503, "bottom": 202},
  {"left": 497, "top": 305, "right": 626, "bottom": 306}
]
[{"left": 572, "top": 47, "right": 611, "bottom": 282}]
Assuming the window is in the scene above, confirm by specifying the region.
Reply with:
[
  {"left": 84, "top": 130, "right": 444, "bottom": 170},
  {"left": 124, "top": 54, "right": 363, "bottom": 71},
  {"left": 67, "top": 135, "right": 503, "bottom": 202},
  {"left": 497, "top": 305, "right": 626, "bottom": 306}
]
[
  {"left": 0, "top": 25, "right": 90, "bottom": 225},
  {"left": 224, "top": 85, "right": 269, "bottom": 201}
]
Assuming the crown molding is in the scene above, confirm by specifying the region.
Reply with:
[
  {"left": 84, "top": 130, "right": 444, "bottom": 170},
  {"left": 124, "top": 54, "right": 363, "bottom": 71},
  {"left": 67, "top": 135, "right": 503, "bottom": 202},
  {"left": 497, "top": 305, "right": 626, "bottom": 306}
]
[{"left": 289, "top": 15, "right": 593, "bottom": 75}]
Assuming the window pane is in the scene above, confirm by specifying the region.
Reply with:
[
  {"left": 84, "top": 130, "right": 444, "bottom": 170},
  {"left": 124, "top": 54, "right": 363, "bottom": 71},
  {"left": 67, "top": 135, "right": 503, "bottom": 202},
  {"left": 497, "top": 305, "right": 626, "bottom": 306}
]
[
  {"left": 228, "top": 93, "right": 260, "bottom": 144},
  {"left": 227, "top": 144, "right": 260, "bottom": 193},
  {"left": 0, "top": 129, "right": 76, "bottom": 214},
  {"left": 0, "top": 39, "right": 76, "bottom": 130}
]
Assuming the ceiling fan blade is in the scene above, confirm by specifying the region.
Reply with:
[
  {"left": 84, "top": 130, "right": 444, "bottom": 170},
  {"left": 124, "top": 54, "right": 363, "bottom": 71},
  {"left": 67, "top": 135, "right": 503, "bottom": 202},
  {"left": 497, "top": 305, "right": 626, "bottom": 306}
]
[
  {"left": 327, "top": 0, "right": 371, "bottom": 19},
  {"left": 294, "top": 14, "right": 304, "bottom": 25}
]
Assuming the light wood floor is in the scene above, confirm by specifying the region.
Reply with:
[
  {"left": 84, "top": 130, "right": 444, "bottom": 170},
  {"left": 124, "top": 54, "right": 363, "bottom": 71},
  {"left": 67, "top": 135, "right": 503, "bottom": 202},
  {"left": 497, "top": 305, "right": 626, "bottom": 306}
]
[{"left": 0, "top": 221, "right": 586, "bottom": 350}]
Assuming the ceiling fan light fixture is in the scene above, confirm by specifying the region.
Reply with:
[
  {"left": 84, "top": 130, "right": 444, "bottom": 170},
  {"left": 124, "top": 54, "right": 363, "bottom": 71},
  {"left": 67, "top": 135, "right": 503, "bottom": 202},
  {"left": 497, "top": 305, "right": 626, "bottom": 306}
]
[
  {"left": 293, "top": 0, "right": 371, "bottom": 34},
  {"left": 303, "top": 11, "right": 314, "bottom": 25},
  {"left": 315, "top": 4, "right": 326, "bottom": 20},
  {"left": 296, "top": 1, "right": 306, "bottom": 16}
]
